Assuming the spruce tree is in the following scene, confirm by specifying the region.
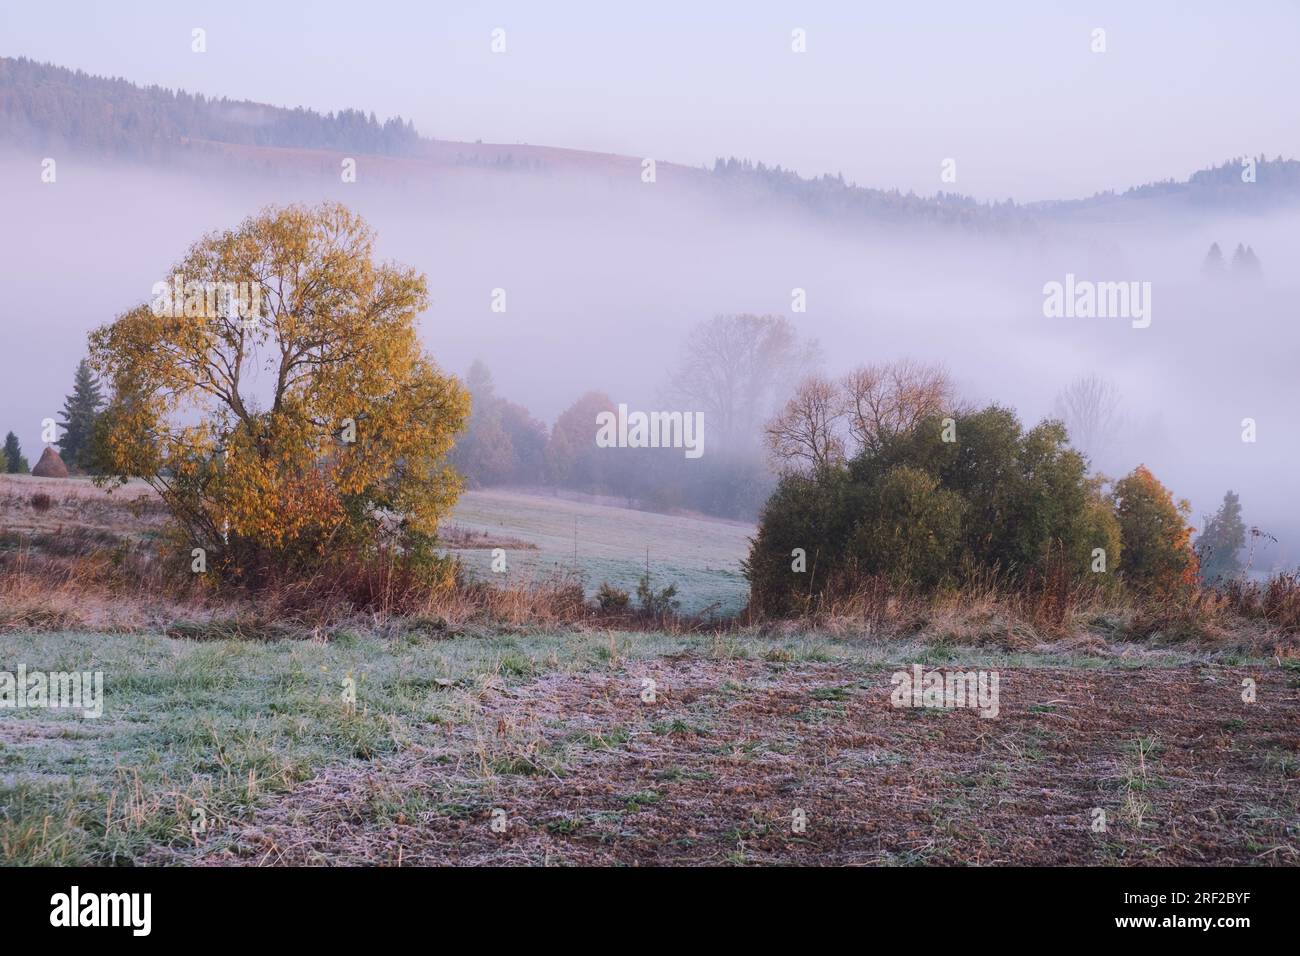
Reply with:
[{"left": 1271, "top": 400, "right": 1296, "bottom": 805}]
[
  {"left": 3, "top": 432, "right": 28, "bottom": 474},
  {"left": 1241, "top": 245, "right": 1261, "bottom": 276},
  {"left": 1202, "top": 242, "right": 1224, "bottom": 276},
  {"left": 1197, "top": 490, "right": 1247, "bottom": 582},
  {"left": 56, "top": 359, "right": 105, "bottom": 474},
  {"left": 1230, "top": 243, "right": 1249, "bottom": 275}
]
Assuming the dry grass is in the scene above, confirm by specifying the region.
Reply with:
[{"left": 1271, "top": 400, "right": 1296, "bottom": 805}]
[
  {"left": 5, "top": 476, "right": 1296, "bottom": 867},
  {"left": 0, "top": 476, "right": 708, "bottom": 638},
  {"left": 436, "top": 524, "right": 539, "bottom": 551},
  {"left": 750, "top": 568, "right": 1298, "bottom": 659},
  {"left": 167, "top": 656, "right": 1300, "bottom": 866},
  {"left": 3, "top": 473, "right": 1296, "bottom": 657}
]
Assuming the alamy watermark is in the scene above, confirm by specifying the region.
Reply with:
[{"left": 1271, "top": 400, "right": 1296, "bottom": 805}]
[
  {"left": 50, "top": 886, "right": 150, "bottom": 936},
  {"left": 595, "top": 404, "right": 705, "bottom": 459},
  {"left": 150, "top": 273, "right": 263, "bottom": 325},
  {"left": 1042, "top": 274, "right": 1151, "bottom": 329},
  {"left": 0, "top": 665, "right": 104, "bottom": 718},
  {"left": 890, "top": 664, "right": 999, "bottom": 718}
]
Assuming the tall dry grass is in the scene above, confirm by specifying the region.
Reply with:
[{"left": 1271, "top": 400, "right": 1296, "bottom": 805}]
[
  {"left": 3, "top": 474, "right": 1297, "bottom": 653},
  {"left": 743, "top": 564, "right": 1300, "bottom": 657}
]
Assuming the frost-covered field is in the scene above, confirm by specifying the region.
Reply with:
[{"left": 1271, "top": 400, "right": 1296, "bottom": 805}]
[{"left": 445, "top": 490, "right": 754, "bottom": 615}]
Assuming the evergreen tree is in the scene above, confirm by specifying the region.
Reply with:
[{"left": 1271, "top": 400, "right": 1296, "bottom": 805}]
[
  {"left": 1229, "top": 242, "right": 1256, "bottom": 276},
  {"left": 3, "top": 431, "right": 28, "bottom": 474},
  {"left": 1202, "top": 242, "right": 1224, "bottom": 276},
  {"left": 56, "top": 359, "right": 105, "bottom": 473},
  {"left": 1196, "top": 490, "right": 1247, "bottom": 582},
  {"left": 1240, "top": 245, "right": 1262, "bottom": 276}
]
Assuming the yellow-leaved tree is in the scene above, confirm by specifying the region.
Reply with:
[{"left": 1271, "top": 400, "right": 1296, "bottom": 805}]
[{"left": 90, "top": 202, "right": 469, "bottom": 582}]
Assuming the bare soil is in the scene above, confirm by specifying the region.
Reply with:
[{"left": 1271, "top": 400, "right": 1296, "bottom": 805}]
[{"left": 180, "top": 656, "right": 1300, "bottom": 866}]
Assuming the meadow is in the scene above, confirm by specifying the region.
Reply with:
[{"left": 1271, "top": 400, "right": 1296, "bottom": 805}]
[
  {"left": 1, "top": 474, "right": 1297, "bottom": 866},
  {"left": 3, "top": 625, "right": 1296, "bottom": 866},
  {"left": 442, "top": 488, "right": 753, "bottom": 615}
]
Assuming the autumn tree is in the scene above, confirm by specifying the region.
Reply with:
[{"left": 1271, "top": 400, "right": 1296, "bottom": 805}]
[
  {"left": 1111, "top": 465, "right": 1197, "bottom": 592},
  {"left": 546, "top": 391, "right": 615, "bottom": 490},
  {"left": 89, "top": 202, "right": 469, "bottom": 579},
  {"left": 450, "top": 360, "right": 550, "bottom": 488}
]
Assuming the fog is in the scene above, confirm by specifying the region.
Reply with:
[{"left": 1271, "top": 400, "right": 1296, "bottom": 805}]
[
  {"left": 2, "top": 152, "right": 1297, "bottom": 565},
  {"left": 8, "top": 1, "right": 1300, "bottom": 202}
]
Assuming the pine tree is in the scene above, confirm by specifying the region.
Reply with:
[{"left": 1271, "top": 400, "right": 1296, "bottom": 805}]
[
  {"left": 1196, "top": 490, "right": 1247, "bottom": 582},
  {"left": 1202, "top": 242, "right": 1224, "bottom": 276},
  {"left": 56, "top": 359, "right": 105, "bottom": 474},
  {"left": 3, "top": 431, "right": 29, "bottom": 474},
  {"left": 1230, "top": 242, "right": 1254, "bottom": 276},
  {"left": 1224, "top": 243, "right": 1262, "bottom": 277},
  {"left": 1241, "top": 245, "right": 1262, "bottom": 276}
]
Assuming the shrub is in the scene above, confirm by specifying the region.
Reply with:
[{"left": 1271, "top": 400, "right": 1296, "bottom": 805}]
[
  {"left": 747, "top": 404, "right": 1118, "bottom": 614},
  {"left": 29, "top": 493, "right": 52, "bottom": 513},
  {"left": 848, "top": 465, "right": 964, "bottom": 588},
  {"left": 596, "top": 582, "right": 630, "bottom": 612},
  {"left": 636, "top": 573, "right": 680, "bottom": 618},
  {"left": 743, "top": 468, "right": 861, "bottom": 616}
]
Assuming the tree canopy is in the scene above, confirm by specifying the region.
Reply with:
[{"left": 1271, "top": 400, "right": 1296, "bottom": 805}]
[
  {"left": 89, "top": 202, "right": 468, "bottom": 579},
  {"left": 747, "top": 403, "right": 1121, "bottom": 614}
]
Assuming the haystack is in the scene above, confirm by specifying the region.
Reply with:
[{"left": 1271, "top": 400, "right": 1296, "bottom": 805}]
[{"left": 30, "top": 446, "right": 69, "bottom": 478}]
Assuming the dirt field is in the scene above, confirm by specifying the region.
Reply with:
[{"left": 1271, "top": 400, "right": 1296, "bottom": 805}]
[{"left": 171, "top": 656, "right": 1300, "bottom": 866}]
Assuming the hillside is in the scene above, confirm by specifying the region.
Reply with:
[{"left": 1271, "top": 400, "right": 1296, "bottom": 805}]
[
  {"left": 445, "top": 488, "right": 752, "bottom": 615},
  {"left": 8, "top": 55, "right": 1297, "bottom": 228},
  {"left": 0, "top": 55, "right": 421, "bottom": 158}
]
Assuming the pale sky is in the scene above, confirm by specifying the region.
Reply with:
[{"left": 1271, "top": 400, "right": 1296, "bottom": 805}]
[{"left": 3, "top": 0, "right": 1298, "bottom": 201}]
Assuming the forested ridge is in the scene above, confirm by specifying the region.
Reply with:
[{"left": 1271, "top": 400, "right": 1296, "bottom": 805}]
[{"left": 0, "top": 56, "right": 423, "bottom": 158}]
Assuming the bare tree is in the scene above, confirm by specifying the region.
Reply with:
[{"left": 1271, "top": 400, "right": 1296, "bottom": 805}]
[
  {"left": 1052, "top": 374, "right": 1126, "bottom": 463},
  {"left": 764, "top": 375, "right": 846, "bottom": 473},
  {"left": 765, "top": 359, "right": 961, "bottom": 473},
  {"left": 842, "top": 359, "right": 957, "bottom": 455},
  {"left": 668, "top": 314, "right": 820, "bottom": 453}
]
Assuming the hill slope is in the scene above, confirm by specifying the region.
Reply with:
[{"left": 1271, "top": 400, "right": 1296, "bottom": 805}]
[{"left": 9, "top": 55, "right": 1297, "bottom": 228}]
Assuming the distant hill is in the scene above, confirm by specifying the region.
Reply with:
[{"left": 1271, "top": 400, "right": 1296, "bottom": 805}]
[
  {"left": 0, "top": 56, "right": 421, "bottom": 159},
  {"left": 1027, "top": 155, "right": 1300, "bottom": 222},
  {"left": 3, "top": 55, "right": 1298, "bottom": 228}
]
